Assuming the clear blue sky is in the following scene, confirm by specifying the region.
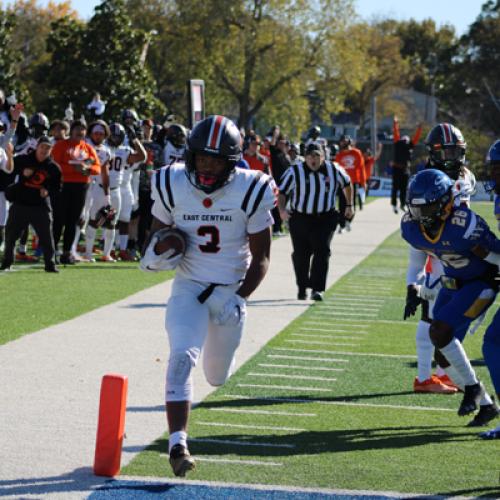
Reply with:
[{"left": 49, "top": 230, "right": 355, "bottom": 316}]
[{"left": 3, "top": 0, "right": 487, "bottom": 35}]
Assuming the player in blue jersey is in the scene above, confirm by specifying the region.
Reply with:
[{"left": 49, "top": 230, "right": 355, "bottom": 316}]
[
  {"left": 479, "top": 141, "right": 500, "bottom": 439},
  {"left": 402, "top": 169, "right": 500, "bottom": 424}
]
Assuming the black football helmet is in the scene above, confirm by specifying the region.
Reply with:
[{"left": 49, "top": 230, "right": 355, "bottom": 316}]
[
  {"left": 167, "top": 123, "right": 187, "bottom": 148},
  {"left": 29, "top": 112, "right": 50, "bottom": 138},
  {"left": 307, "top": 125, "right": 321, "bottom": 140},
  {"left": 425, "top": 123, "right": 466, "bottom": 180},
  {"left": 185, "top": 115, "right": 241, "bottom": 193},
  {"left": 121, "top": 109, "right": 139, "bottom": 124},
  {"left": 108, "top": 123, "right": 125, "bottom": 147}
]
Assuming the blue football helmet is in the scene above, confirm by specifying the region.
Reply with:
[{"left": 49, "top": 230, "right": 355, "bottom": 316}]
[
  {"left": 485, "top": 139, "right": 500, "bottom": 193},
  {"left": 407, "top": 169, "right": 454, "bottom": 229}
]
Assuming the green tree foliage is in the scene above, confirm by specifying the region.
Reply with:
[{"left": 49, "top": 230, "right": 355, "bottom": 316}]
[
  {"left": 0, "top": 9, "right": 30, "bottom": 106},
  {"left": 126, "top": 0, "right": 359, "bottom": 133},
  {"left": 40, "top": 0, "right": 164, "bottom": 121}
]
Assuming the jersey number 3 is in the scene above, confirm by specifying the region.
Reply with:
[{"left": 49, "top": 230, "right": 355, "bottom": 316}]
[{"left": 198, "top": 225, "right": 220, "bottom": 253}]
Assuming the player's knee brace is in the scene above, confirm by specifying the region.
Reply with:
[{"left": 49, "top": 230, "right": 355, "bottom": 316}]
[
  {"left": 204, "top": 356, "right": 235, "bottom": 387},
  {"left": 165, "top": 349, "right": 199, "bottom": 402},
  {"left": 429, "top": 320, "right": 453, "bottom": 349}
]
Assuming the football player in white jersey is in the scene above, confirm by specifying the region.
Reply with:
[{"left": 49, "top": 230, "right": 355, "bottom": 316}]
[
  {"left": 140, "top": 115, "right": 276, "bottom": 477},
  {"left": 404, "top": 124, "right": 499, "bottom": 427},
  {"left": 82, "top": 121, "right": 112, "bottom": 261},
  {"left": 117, "top": 125, "right": 146, "bottom": 261},
  {"left": 162, "top": 123, "right": 187, "bottom": 165}
]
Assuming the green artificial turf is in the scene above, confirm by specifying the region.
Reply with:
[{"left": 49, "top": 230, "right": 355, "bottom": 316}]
[
  {"left": 0, "top": 260, "right": 172, "bottom": 345},
  {"left": 123, "top": 201, "right": 500, "bottom": 497}
]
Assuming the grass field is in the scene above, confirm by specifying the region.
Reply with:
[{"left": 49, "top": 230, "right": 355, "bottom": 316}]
[
  {"left": 123, "top": 202, "right": 500, "bottom": 497},
  {"left": 0, "top": 260, "right": 172, "bottom": 345}
]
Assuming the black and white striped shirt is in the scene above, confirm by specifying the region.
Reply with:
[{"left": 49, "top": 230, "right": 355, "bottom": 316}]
[{"left": 278, "top": 161, "right": 350, "bottom": 215}]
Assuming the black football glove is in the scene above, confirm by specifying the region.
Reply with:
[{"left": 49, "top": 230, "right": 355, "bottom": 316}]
[{"left": 403, "top": 284, "right": 422, "bottom": 320}]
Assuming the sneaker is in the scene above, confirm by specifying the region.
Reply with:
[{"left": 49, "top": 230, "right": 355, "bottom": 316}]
[
  {"left": 392, "top": 205, "right": 398, "bottom": 214},
  {"left": 297, "top": 288, "right": 307, "bottom": 300},
  {"left": 435, "top": 373, "right": 462, "bottom": 392},
  {"left": 467, "top": 400, "right": 500, "bottom": 427},
  {"left": 413, "top": 376, "right": 458, "bottom": 394},
  {"left": 82, "top": 253, "right": 95, "bottom": 263},
  {"left": 44, "top": 263, "right": 59, "bottom": 273},
  {"left": 99, "top": 255, "right": 116, "bottom": 262},
  {"left": 337, "top": 227, "right": 345, "bottom": 234},
  {"left": 16, "top": 252, "right": 38, "bottom": 262},
  {"left": 119, "top": 249, "right": 136, "bottom": 262},
  {"left": 479, "top": 424, "right": 500, "bottom": 439},
  {"left": 0, "top": 262, "right": 11, "bottom": 271},
  {"left": 345, "top": 221, "right": 352, "bottom": 232},
  {"left": 458, "top": 382, "right": 485, "bottom": 416},
  {"left": 169, "top": 444, "right": 195, "bottom": 477},
  {"left": 311, "top": 291, "right": 323, "bottom": 301}
]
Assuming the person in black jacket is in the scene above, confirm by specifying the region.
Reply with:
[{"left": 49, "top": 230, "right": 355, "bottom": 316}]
[{"left": 1, "top": 136, "right": 61, "bottom": 272}]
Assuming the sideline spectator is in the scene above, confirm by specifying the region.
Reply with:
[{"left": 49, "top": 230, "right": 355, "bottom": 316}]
[
  {"left": 51, "top": 119, "right": 100, "bottom": 264},
  {"left": 49, "top": 120, "right": 70, "bottom": 143},
  {"left": 278, "top": 142, "right": 353, "bottom": 301},
  {"left": 391, "top": 115, "right": 422, "bottom": 213},
  {"left": 243, "top": 134, "right": 270, "bottom": 173},
  {"left": 288, "top": 143, "right": 303, "bottom": 166},
  {"left": 0, "top": 136, "right": 60, "bottom": 272},
  {"left": 363, "top": 142, "right": 383, "bottom": 195},
  {"left": 269, "top": 126, "right": 290, "bottom": 235}
]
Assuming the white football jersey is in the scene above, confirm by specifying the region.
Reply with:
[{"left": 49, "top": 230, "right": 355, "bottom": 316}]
[
  {"left": 87, "top": 139, "right": 112, "bottom": 183},
  {"left": 455, "top": 167, "right": 476, "bottom": 205},
  {"left": 151, "top": 163, "right": 276, "bottom": 284},
  {"left": 162, "top": 141, "right": 185, "bottom": 165},
  {"left": 108, "top": 145, "right": 132, "bottom": 189}
]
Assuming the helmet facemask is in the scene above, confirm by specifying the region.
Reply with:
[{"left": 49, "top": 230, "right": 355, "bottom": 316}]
[{"left": 186, "top": 151, "right": 235, "bottom": 194}]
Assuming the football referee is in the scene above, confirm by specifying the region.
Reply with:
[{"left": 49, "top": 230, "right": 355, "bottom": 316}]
[{"left": 278, "top": 142, "right": 353, "bottom": 300}]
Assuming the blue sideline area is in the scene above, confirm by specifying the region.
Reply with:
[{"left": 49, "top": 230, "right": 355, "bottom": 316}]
[{"left": 89, "top": 480, "right": 403, "bottom": 499}]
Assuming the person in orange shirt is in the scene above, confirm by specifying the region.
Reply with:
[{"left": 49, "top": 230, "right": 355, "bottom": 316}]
[
  {"left": 243, "top": 134, "right": 270, "bottom": 174},
  {"left": 335, "top": 135, "right": 365, "bottom": 231},
  {"left": 51, "top": 119, "right": 100, "bottom": 264}
]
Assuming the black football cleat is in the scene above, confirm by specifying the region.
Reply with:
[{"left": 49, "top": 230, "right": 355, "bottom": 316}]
[
  {"left": 458, "top": 382, "right": 484, "bottom": 417},
  {"left": 169, "top": 444, "right": 195, "bottom": 477},
  {"left": 311, "top": 291, "right": 323, "bottom": 301},
  {"left": 467, "top": 399, "right": 500, "bottom": 427},
  {"left": 297, "top": 288, "right": 307, "bottom": 300}
]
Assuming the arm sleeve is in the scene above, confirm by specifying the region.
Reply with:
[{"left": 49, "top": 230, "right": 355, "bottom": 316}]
[
  {"left": 335, "top": 163, "right": 351, "bottom": 187},
  {"left": 278, "top": 166, "right": 294, "bottom": 195},
  {"left": 406, "top": 246, "right": 427, "bottom": 285}
]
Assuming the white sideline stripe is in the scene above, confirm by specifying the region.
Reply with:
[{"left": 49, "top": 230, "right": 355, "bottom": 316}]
[
  {"left": 267, "top": 354, "right": 349, "bottom": 363},
  {"left": 329, "top": 296, "right": 386, "bottom": 302},
  {"left": 195, "top": 457, "right": 283, "bottom": 467},
  {"left": 314, "top": 311, "right": 377, "bottom": 317},
  {"left": 258, "top": 363, "right": 344, "bottom": 372},
  {"left": 292, "top": 333, "right": 362, "bottom": 340},
  {"left": 225, "top": 395, "right": 455, "bottom": 413},
  {"left": 300, "top": 327, "right": 368, "bottom": 334},
  {"left": 284, "top": 339, "right": 359, "bottom": 347},
  {"left": 196, "top": 420, "right": 305, "bottom": 432},
  {"left": 304, "top": 322, "right": 369, "bottom": 328},
  {"left": 248, "top": 372, "right": 337, "bottom": 382},
  {"left": 190, "top": 438, "right": 295, "bottom": 448},
  {"left": 271, "top": 347, "right": 416, "bottom": 359},
  {"left": 209, "top": 407, "right": 317, "bottom": 417},
  {"left": 237, "top": 383, "right": 333, "bottom": 393}
]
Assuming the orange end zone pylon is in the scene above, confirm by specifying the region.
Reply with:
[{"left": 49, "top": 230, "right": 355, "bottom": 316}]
[{"left": 93, "top": 373, "right": 128, "bottom": 477}]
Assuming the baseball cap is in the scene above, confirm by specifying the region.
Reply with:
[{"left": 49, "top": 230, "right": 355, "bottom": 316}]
[
  {"left": 37, "top": 135, "right": 52, "bottom": 146},
  {"left": 306, "top": 142, "right": 323, "bottom": 155}
]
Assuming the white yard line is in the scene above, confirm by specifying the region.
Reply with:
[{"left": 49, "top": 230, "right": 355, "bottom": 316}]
[
  {"left": 247, "top": 372, "right": 337, "bottom": 382},
  {"left": 284, "top": 339, "right": 359, "bottom": 347},
  {"left": 303, "top": 321, "right": 369, "bottom": 329},
  {"left": 267, "top": 354, "right": 349, "bottom": 363},
  {"left": 299, "top": 327, "right": 369, "bottom": 334},
  {"left": 225, "top": 395, "right": 455, "bottom": 413},
  {"left": 328, "top": 296, "right": 386, "bottom": 302},
  {"left": 237, "top": 383, "right": 333, "bottom": 392},
  {"left": 292, "top": 333, "right": 363, "bottom": 340},
  {"left": 190, "top": 438, "right": 295, "bottom": 448},
  {"left": 195, "top": 421, "right": 306, "bottom": 432},
  {"left": 195, "top": 457, "right": 283, "bottom": 467},
  {"left": 258, "top": 363, "right": 344, "bottom": 372},
  {"left": 271, "top": 347, "right": 416, "bottom": 359},
  {"left": 313, "top": 311, "right": 378, "bottom": 317},
  {"left": 209, "top": 407, "right": 317, "bottom": 417}
]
